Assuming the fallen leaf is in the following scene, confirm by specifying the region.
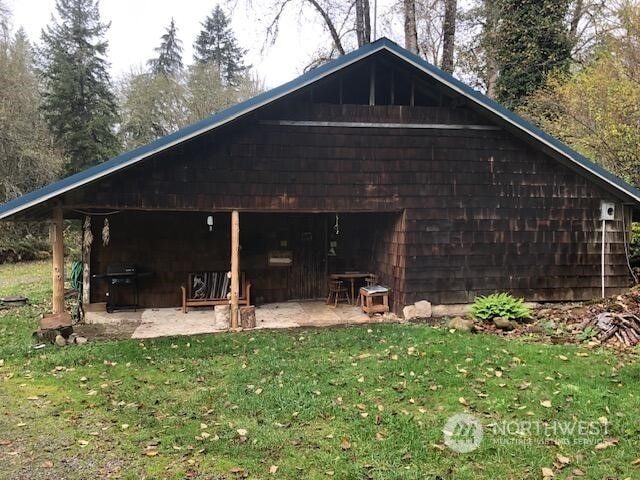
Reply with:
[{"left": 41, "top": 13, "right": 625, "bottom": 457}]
[
  {"left": 458, "top": 397, "right": 469, "bottom": 406},
  {"left": 556, "top": 454, "right": 570, "bottom": 465},
  {"left": 41, "top": 461, "right": 54, "bottom": 468},
  {"left": 541, "top": 467, "right": 554, "bottom": 478},
  {"left": 572, "top": 468, "right": 585, "bottom": 476},
  {"left": 558, "top": 355, "right": 568, "bottom": 361},
  {"left": 632, "top": 458, "right": 640, "bottom": 466},
  {"left": 200, "top": 423, "right": 208, "bottom": 429},
  {"left": 255, "top": 388, "right": 263, "bottom": 395},
  {"left": 540, "top": 400, "right": 552, "bottom": 408},
  {"left": 237, "top": 429, "right": 248, "bottom": 437},
  {"left": 269, "top": 465, "right": 278, "bottom": 474},
  {"left": 340, "top": 438, "right": 351, "bottom": 450},
  {"left": 594, "top": 438, "right": 618, "bottom": 450}
]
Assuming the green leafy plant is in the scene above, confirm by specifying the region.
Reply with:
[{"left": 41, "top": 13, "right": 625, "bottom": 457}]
[
  {"left": 470, "top": 292, "right": 532, "bottom": 322},
  {"left": 577, "top": 326, "right": 598, "bottom": 342}
]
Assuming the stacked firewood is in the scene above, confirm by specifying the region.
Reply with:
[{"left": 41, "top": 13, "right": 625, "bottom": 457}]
[{"left": 578, "top": 312, "right": 640, "bottom": 347}]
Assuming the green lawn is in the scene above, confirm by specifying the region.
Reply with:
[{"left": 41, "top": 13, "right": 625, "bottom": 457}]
[{"left": 0, "top": 261, "right": 639, "bottom": 479}]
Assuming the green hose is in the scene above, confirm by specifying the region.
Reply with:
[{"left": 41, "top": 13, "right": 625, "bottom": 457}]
[
  {"left": 70, "top": 261, "right": 83, "bottom": 290},
  {"left": 70, "top": 260, "right": 84, "bottom": 323}
]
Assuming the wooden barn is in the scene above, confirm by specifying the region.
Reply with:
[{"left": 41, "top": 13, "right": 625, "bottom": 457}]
[{"left": 2, "top": 38, "right": 640, "bottom": 325}]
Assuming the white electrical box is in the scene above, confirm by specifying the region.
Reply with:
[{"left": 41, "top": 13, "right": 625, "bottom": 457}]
[{"left": 600, "top": 201, "right": 615, "bottom": 221}]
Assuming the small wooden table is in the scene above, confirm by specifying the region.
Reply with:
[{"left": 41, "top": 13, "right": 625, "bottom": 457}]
[
  {"left": 329, "top": 272, "right": 372, "bottom": 305},
  {"left": 359, "top": 285, "right": 390, "bottom": 315}
]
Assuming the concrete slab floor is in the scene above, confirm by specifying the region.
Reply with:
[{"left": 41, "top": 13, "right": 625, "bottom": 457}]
[{"left": 84, "top": 301, "right": 394, "bottom": 340}]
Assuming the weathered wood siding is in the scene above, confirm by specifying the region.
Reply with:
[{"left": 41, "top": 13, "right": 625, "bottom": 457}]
[{"left": 74, "top": 103, "right": 631, "bottom": 308}]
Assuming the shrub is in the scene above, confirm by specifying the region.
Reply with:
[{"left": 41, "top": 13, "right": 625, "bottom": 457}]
[{"left": 470, "top": 292, "right": 532, "bottom": 322}]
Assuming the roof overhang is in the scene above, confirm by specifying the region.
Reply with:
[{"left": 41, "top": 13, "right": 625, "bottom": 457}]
[{"left": 2, "top": 37, "right": 639, "bottom": 221}]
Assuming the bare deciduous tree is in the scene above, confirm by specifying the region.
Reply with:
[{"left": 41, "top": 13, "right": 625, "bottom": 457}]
[
  {"left": 441, "top": 0, "right": 457, "bottom": 72},
  {"left": 403, "top": 0, "right": 419, "bottom": 53}
]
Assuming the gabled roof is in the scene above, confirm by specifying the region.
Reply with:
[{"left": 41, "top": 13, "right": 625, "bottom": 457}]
[{"left": 2, "top": 37, "right": 639, "bottom": 220}]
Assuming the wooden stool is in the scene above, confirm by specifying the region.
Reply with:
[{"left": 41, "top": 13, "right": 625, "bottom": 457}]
[
  {"left": 327, "top": 279, "right": 350, "bottom": 307},
  {"left": 359, "top": 286, "right": 389, "bottom": 315}
]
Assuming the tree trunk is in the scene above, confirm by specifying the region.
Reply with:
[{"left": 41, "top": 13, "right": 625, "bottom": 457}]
[
  {"left": 355, "top": 0, "right": 371, "bottom": 47},
  {"left": 362, "top": 0, "right": 371, "bottom": 44},
  {"left": 441, "top": 0, "right": 457, "bottom": 73},
  {"left": 403, "top": 0, "right": 418, "bottom": 54},
  {"left": 484, "top": 0, "right": 498, "bottom": 97},
  {"left": 356, "top": 0, "right": 365, "bottom": 47}
]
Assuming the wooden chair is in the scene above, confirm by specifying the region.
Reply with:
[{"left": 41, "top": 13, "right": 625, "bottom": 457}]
[
  {"left": 365, "top": 274, "right": 378, "bottom": 287},
  {"left": 326, "top": 279, "right": 350, "bottom": 307}
]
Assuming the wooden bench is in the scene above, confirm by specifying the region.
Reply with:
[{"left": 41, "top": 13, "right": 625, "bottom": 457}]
[{"left": 181, "top": 271, "right": 251, "bottom": 313}]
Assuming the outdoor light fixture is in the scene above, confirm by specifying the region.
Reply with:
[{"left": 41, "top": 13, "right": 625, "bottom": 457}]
[{"left": 206, "top": 215, "right": 214, "bottom": 232}]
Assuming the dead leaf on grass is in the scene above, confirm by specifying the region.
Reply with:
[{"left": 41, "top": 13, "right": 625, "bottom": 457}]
[
  {"left": 541, "top": 467, "right": 554, "bottom": 478},
  {"left": 540, "top": 400, "right": 552, "bottom": 408},
  {"left": 594, "top": 438, "right": 618, "bottom": 450},
  {"left": 41, "top": 461, "right": 54, "bottom": 468},
  {"left": 269, "top": 465, "right": 278, "bottom": 474},
  {"left": 340, "top": 438, "right": 351, "bottom": 450}
]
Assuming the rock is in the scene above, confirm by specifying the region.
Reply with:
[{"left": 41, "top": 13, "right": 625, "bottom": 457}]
[
  {"left": 403, "top": 301, "right": 433, "bottom": 321},
  {"left": 414, "top": 300, "right": 432, "bottom": 318},
  {"left": 493, "top": 317, "right": 518, "bottom": 331},
  {"left": 54, "top": 334, "right": 67, "bottom": 347},
  {"left": 447, "top": 316, "right": 475, "bottom": 333},
  {"left": 382, "top": 312, "right": 400, "bottom": 322},
  {"left": 527, "top": 325, "right": 546, "bottom": 334},
  {"left": 402, "top": 305, "right": 417, "bottom": 320},
  {"left": 75, "top": 336, "right": 88, "bottom": 345}
]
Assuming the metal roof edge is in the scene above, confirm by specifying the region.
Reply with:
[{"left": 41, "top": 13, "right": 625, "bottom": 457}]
[
  {"left": 2, "top": 36, "right": 639, "bottom": 220},
  {"left": 379, "top": 41, "right": 640, "bottom": 205},
  {"left": 0, "top": 40, "right": 388, "bottom": 220}
]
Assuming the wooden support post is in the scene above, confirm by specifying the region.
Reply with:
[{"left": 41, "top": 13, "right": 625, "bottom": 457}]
[
  {"left": 230, "top": 210, "right": 240, "bottom": 329},
  {"left": 51, "top": 205, "right": 65, "bottom": 314}
]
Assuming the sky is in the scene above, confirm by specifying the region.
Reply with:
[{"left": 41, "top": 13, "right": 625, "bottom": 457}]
[{"left": 6, "top": 0, "right": 397, "bottom": 88}]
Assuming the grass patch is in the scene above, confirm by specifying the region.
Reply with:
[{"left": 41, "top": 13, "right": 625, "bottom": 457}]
[{"left": 1, "top": 261, "right": 639, "bottom": 479}]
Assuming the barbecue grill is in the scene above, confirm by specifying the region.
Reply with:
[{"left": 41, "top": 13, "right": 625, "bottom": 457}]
[{"left": 93, "top": 264, "right": 150, "bottom": 313}]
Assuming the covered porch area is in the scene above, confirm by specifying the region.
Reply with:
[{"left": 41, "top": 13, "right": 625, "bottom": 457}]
[
  {"left": 82, "top": 208, "right": 403, "bottom": 327},
  {"left": 83, "top": 300, "right": 397, "bottom": 340}
]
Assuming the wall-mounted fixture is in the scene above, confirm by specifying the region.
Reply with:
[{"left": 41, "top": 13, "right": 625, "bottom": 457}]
[
  {"left": 599, "top": 200, "right": 616, "bottom": 298},
  {"left": 268, "top": 250, "right": 293, "bottom": 267},
  {"left": 600, "top": 201, "right": 615, "bottom": 221},
  {"left": 206, "top": 215, "right": 214, "bottom": 232}
]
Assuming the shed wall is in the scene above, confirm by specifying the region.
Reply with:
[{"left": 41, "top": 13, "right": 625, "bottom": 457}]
[{"left": 72, "top": 104, "right": 631, "bottom": 307}]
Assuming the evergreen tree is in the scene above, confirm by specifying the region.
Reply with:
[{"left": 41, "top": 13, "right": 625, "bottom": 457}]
[
  {"left": 39, "top": 0, "right": 119, "bottom": 174},
  {"left": 148, "top": 18, "right": 183, "bottom": 77},
  {"left": 494, "top": 0, "right": 572, "bottom": 108},
  {"left": 193, "top": 5, "right": 247, "bottom": 86}
]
